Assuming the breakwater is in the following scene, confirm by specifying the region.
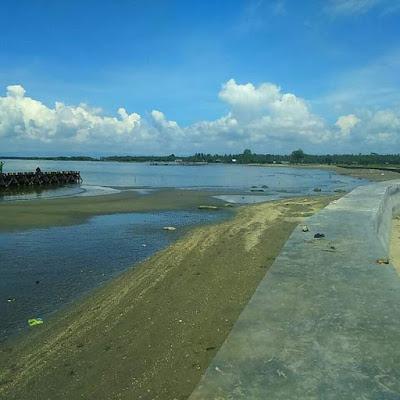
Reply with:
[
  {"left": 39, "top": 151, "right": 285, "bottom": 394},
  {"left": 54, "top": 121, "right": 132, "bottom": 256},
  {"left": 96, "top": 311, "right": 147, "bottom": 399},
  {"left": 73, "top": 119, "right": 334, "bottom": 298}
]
[{"left": 0, "top": 171, "right": 81, "bottom": 189}]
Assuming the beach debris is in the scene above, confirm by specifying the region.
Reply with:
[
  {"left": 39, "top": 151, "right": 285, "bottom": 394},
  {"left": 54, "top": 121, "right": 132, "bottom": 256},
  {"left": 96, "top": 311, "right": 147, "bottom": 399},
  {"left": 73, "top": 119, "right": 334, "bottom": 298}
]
[
  {"left": 314, "top": 233, "right": 325, "bottom": 239},
  {"left": 28, "top": 318, "right": 43, "bottom": 327},
  {"left": 198, "top": 205, "right": 219, "bottom": 210},
  {"left": 313, "top": 187, "right": 322, "bottom": 192},
  {"left": 250, "top": 189, "right": 264, "bottom": 192},
  {"left": 302, "top": 225, "right": 309, "bottom": 232},
  {"left": 261, "top": 185, "right": 269, "bottom": 188},
  {"left": 322, "top": 245, "right": 337, "bottom": 253},
  {"left": 163, "top": 226, "right": 176, "bottom": 231},
  {"left": 277, "top": 369, "right": 287, "bottom": 378},
  {"left": 376, "top": 258, "right": 389, "bottom": 265},
  {"left": 7, "top": 297, "right": 16, "bottom": 303}
]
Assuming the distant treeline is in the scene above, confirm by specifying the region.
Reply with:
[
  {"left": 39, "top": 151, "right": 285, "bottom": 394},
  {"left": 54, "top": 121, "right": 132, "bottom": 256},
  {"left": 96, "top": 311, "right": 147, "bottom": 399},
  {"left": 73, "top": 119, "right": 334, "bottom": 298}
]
[
  {"left": 3, "top": 150, "right": 400, "bottom": 166},
  {"left": 0, "top": 156, "right": 95, "bottom": 161}
]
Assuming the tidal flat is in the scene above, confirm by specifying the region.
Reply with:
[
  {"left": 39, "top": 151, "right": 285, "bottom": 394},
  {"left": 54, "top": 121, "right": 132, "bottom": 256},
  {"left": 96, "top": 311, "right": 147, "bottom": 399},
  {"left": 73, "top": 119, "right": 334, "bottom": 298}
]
[{"left": 0, "top": 189, "right": 224, "bottom": 232}]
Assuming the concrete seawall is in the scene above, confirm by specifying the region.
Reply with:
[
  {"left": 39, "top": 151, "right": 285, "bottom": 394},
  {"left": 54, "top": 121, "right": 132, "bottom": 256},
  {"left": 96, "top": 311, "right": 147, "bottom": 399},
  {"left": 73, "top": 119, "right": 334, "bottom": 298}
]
[{"left": 190, "top": 181, "right": 400, "bottom": 399}]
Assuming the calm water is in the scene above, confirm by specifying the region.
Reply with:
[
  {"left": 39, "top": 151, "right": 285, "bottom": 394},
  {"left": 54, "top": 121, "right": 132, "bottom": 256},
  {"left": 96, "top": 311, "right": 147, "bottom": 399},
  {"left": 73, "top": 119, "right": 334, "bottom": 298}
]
[
  {"left": 1, "top": 159, "right": 365, "bottom": 201},
  {"left": 0, "top": 210, "right": 229, "bottom": 341}
]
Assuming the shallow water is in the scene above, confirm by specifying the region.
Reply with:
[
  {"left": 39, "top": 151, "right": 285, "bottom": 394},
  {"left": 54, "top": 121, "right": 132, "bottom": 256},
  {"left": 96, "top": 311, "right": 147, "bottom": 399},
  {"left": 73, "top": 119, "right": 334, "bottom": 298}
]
[
  {"left": 0, "top": 210, "right": 229, "bottom": 341},
  {"left": 1, "top": 160, "right": 366, "bottom": 201}
]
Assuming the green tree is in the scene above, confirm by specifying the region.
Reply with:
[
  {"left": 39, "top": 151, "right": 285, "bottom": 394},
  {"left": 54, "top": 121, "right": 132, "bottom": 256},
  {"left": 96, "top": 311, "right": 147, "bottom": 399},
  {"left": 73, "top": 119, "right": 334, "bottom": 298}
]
[
  {"left": 242, "top": 149, "right": 253, "bottom": 163},
  {"left": 291, "top": 149, "right": 305, "bottom": 163}
]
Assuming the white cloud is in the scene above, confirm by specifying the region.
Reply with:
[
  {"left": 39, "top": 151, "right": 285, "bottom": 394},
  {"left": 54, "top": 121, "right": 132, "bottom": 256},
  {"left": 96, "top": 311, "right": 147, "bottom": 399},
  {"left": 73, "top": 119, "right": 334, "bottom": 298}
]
[
  {"left": 327, "top": 0, "right": 399, "bottom": 16},
  {"left": 151, "top": 110, "right": 179, "bottom": 130},
  {"left": 218, "top": 79, "right": 329, "bottom": 143},
  {"left": 1, "top": 81, "right": 400, "bottom": 154},
  {"left": 7, "top": 85, "right": 26, "bottom": 98},
  {"left": 335, "top": 114, "right": 360, "bottom": 137},
  {"left": 333, "top": 108, "right": 400, "bottom": 150},
  {"left": 0, "top": 84, "right": 147, "bottom": 145},
  {"left": 369, "top": 109, "right": 400, "bottom": 131},
  {"left": 328, "top": 0, "right": 379, "bottom": 15}
]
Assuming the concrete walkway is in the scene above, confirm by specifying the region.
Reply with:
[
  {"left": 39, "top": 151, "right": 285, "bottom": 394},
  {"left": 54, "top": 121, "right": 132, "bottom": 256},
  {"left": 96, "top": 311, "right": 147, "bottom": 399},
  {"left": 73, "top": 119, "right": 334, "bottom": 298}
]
[{"left": 190, "top": 181, "right": 400, "bottom": 399}]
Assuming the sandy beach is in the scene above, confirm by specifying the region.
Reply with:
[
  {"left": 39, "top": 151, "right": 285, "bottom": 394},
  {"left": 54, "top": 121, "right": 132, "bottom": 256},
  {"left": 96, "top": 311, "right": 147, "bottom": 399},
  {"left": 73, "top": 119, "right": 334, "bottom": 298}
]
[
  {"left": 0, "top": 194, "right": 335, "bottom": 400},
  {"left": 390, "top": 216, "right": 400, "bottom": 276}
]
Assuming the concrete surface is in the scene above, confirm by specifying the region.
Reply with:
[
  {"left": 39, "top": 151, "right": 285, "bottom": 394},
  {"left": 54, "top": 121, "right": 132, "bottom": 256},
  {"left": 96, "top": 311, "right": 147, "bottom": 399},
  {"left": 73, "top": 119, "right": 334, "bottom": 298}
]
[{"left": 190, "top": 181, "right": 400, "bottom": 400}]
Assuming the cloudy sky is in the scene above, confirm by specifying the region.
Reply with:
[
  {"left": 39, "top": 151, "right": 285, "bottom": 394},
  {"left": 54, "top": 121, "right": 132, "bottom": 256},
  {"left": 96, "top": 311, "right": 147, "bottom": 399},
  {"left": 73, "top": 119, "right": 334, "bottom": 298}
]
[{"left": 1, "top": 0, "right": 400, "bottom": 156}]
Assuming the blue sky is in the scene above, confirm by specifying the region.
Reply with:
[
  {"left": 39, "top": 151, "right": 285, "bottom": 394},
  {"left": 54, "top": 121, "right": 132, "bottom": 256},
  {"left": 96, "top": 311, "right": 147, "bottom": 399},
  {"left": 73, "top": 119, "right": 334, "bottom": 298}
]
[{"left": 1, "top": 0, "right": 400, "bottom": 155}]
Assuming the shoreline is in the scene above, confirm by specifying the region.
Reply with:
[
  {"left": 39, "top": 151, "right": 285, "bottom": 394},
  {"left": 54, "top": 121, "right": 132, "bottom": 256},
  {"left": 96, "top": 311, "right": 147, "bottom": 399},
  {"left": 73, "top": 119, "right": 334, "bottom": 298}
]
[
  {"left": 390, "top": 215, "right": 400, "bottom": 276},
  {"left": 0, "top": 163, "right": 374, "bottom": 232},
  {"left": 259, "top": 163, "right": 400, "bottom": 181},
  {"left": 0, "top": 195, "right": 337, "bottom": 399},
  {"left": 0, "top": 188, "right": 226, "bottom": 232}
]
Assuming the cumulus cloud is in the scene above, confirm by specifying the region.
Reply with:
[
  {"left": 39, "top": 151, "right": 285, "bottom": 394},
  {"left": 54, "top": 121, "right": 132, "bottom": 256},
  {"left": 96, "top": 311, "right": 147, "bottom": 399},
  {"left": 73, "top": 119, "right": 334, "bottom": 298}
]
[
  {"left": 335, "top": 114, "right": 360, "bottom": 137},
  {"left": 363, "top": 109, "right": 400, "bottom": 146},
  {"left": 7, "top": 85, "right": 26, "bottom": 98},
  {"left": 217, "top": 79, "right": 329, "bottom": 143},
  {"left": 0, "top": 84, "right": 155, "bottom": 146},
  {"left": 332, "top": 108, "right": 400, "bottom": 150},
  {"left": 0, "top": 81, "right": 331, "bottom": 152},
  {"left": 1, "top": 81, "right": 399, "bottom": 153}
]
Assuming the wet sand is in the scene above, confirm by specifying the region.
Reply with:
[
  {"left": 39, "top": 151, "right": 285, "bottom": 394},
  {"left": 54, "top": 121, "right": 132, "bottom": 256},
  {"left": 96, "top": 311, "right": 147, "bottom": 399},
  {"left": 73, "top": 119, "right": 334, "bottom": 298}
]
[
  {"left": 324, "top": 165, "right": 400, "bottom": 181},
  {"left": 300, "top": 164, "right": 399, "bottom": 181},
  {"left": 260, "top": 163, "right": 400, "bottom": 182},
  {"left": 0, "top": 195, "right": 335, "bottom": 400},
  {"left": 0, "top": 189, "right": 224, "bottom": 232},
  {"left": 390, "top": 216, "right": 400, "bottom": 275}
]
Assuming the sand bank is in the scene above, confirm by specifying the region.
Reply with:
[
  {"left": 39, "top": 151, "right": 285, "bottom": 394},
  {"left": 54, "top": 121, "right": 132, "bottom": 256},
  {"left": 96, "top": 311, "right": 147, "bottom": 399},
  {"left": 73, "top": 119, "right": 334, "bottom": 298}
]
[
  {"left": 0, "top": 195, "right": 335, "bottom": 400},
  {"left": 305, "top": 164, "right": 399, "bottom": 181},
  {"left": 257, "top": 163, "right": 400, "bottom": 181},
  {"left": 0, "top": 189, "right": 223, "bottom": 232},
  {"left": 326, "top": 165, "right": 400, "bottom": 181},
  {"left": 390, "top": 216, "right": 400, "bottom": 275}
]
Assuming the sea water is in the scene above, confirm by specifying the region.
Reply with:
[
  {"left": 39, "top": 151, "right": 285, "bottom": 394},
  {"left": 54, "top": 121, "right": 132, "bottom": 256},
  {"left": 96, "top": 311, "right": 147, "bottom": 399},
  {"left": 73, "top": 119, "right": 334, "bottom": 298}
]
[
  {"left": 0, "top": 210, "right": 229, "bottom": 341},
  {"left": 1, "top": 160, "right": 365, "bottom": 201}
]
